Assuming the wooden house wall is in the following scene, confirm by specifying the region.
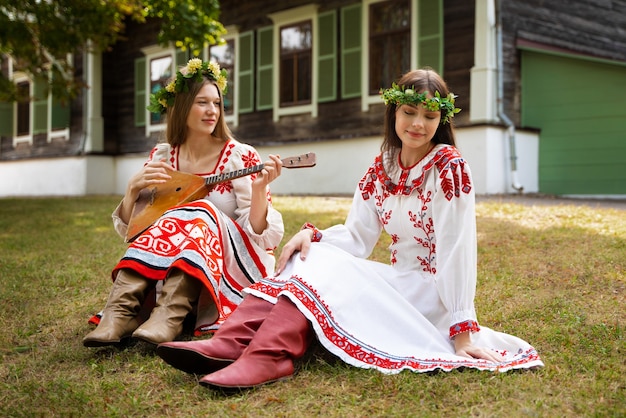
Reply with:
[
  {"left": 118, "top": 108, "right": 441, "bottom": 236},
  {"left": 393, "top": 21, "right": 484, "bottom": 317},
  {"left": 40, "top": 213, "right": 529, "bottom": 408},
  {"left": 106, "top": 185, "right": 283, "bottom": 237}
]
[
  {"left": 3, "top": 0, "right": 625, "bottom": 161},
  {"left": 499, "top": 0, "right": 626, "bottom": 126},
  {"left": 441, "top": 0, "right": 474, "bottom": 127},
  {"left": 215, "top": 0, "right": 475, "bottom": 146},
  {"left": 102, "top": 19, "right": 163, "bottom": 155},
  {"left": 0, "top": 0, "right": 482, "bottom": 158},
  {"left": 217, "top": 0, "right": 384, "bottom": 146},
  {"left": 0, "top": 54, "right": 85, "bottom": 160}
]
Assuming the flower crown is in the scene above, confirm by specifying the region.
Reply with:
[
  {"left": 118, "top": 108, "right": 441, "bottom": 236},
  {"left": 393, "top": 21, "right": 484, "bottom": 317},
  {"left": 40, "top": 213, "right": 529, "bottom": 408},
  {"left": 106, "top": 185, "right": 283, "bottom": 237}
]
[
  {"left": 380, "top": 83, "right": 461, "bottom": 124},
  {"left": 147, "top": 58, "right": 228, "bottom": 114}
]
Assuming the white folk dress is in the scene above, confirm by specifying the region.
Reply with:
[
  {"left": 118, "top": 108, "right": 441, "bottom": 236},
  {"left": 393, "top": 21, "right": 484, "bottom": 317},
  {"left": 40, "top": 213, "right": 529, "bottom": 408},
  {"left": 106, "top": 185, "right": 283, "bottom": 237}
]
[{"left": 247, "top": 144, "right": 543, "bottom": 373}]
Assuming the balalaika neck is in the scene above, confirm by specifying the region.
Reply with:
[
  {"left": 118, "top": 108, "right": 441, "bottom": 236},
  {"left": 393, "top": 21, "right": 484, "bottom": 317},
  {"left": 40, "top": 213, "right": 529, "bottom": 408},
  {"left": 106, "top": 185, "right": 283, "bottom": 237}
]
[{"left": 204, "top": 164, "right": 264, "bottom": 187}]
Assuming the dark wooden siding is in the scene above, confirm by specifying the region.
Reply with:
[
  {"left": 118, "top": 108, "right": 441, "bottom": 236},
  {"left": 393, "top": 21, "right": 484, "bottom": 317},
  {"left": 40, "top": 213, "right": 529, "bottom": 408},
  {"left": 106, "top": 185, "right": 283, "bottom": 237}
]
[
  {"left": 0, "top": 0, "right": 473, "bottom": 159},
  {"left": 3, "top": 0, "right": 625, "bottom": 160},
  {"left": 224, "top": 0, "right": 475, "bottom": 145},
  {"left": 0, "top": 53, "right": 85, "bottom": 160},
  {"left": 442, "top": 0, "right": 474, "bottom": 127},
  {"left": 101, "top": 19, "right": 164, "bottom": 155},
  {"left": 221, "top": 0, "right": 384, "bottom": 146},
  {"left": 499, "top": 0, "right": 626, "bottom": 126}
]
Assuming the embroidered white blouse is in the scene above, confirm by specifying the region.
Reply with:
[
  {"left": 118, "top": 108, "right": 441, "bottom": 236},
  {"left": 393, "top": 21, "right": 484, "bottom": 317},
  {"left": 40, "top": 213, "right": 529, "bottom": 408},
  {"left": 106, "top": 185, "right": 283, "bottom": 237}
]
[
  {"left": 318, "top": 143, "right": 479, "bottom": 336},
  {"left": 112, "top": 139, "right": 284, "bottom": 252}
]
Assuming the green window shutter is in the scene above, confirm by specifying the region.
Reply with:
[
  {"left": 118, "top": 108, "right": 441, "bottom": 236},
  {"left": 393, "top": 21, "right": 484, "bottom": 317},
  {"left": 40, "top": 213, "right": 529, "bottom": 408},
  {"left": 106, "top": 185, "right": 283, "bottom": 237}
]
[
  {"left": 257, "top": 26, "right": 273, "bottom": 111},
  {"left": 32, "top": 78, "right": 48, "bottom": 134},
  {"left": 50, "top": 71, "right": 69, "bottom": 130},
  {"left": 416, "top": 0, "right": 443, "bottom": 73},
  {"left": 238, "top": 31, "right": 254, "bottom": 113},
  {"left": 175, "top": 48, "right": 188, "bottom": 68},
  {"left": 51, "top": 98, "right": 69, "bottom": 130},
  {"left": 341, "top": 4, "right": 362, "bottom": 99},
  {"left": 0, "top": 101, "right": 13, "bottom": 136},
  {"left": 135, "top": 57, "right": 146, "bottom": 127},
  {"left": 318, "top": 10, "right": 337, "bottom": 102}
]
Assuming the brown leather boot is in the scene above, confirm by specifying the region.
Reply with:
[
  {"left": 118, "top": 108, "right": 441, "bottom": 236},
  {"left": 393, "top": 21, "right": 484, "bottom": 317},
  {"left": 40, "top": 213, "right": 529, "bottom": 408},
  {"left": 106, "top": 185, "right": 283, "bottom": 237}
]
[
  {"left": 156, "top": 295, "right": 274, "bottom": 374},
  {"left": 83, "top": 269, "right": 152, "bottom": 347},
  {"left": 199, "top": 296, "right": 314, "bottom": 390},
  {"left": 132, "top": 270, "right": 202, "bottom": 345}
]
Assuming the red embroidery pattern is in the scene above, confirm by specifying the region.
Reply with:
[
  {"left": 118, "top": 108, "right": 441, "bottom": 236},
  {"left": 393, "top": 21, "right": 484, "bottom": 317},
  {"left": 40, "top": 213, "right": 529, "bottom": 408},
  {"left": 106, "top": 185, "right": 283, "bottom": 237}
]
[
  {"left": 210, "top": 143, "right": 261, "bottom": 195},
  {"left": 241, "top": 149, "right": 258, "bottom": 168},
  {"left": 250, "top": 277, "right": 541, "bottom": 373},
  {"left": 358, "top": 146, "right": 472, "bottom": 200},
  {"left": 380, "top": 210, "right": 392, "bottom": 226},
  {"left": 144, "top": 146, "right": 176, "bottom": 168},
  {"left": 450, "top": 319, "right": 481, "bottom": 338},
  {"left": 358, "top": 169, "right": 377, "bottom": 201},
  {"left": 410, "top": 189, "right": 436, "bottom": 274},
  {"left": 116, "top": 201, "right": 269, "bottom": 325},
  {"left": 214, "top": 181, "right": 233, "bottom": 194},
  {"left": 217, "top": 142, "right": 236, "bottom": 172},
  {"left": 128, "top": 206, "right": 223, "bottom": 279},
  {"left": 375, "top": 192, "right": 386, "bottom": 208},
  {"left": 435, "top": 150, "right": 472, "bottom": 201},
  {"left": 390, "top": 248, "right": 398, "bottom": 265},
  {"left": 301, "top": 222, "right": 323, "bottom": 242},
  {"left": 169, "top": 147, "right": 176, "bottom": 167}
]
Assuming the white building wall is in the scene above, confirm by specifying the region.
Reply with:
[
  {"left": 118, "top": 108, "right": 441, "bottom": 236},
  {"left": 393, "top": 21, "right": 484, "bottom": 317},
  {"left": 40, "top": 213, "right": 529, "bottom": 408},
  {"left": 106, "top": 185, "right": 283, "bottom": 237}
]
[
  {"left": 0, "top": 127, "right": 538, "bottom": 197},
  {"left": 258, "top": 136, "right": 381, "bottom": 195},
  {"left": 111, "top": 136, "right": 380, "bottom": 197},
  {"left": 456, "top": 126, "right": 539, "bottom": 194},
  {"left": 0, "top": 157, "right": 86, "bottom": 196},
  {"left": 511, "top": 130, "right": 539, "bottom": 194},
  {"left": 85, "top": 156, "right": 116, "bottom": 194}
]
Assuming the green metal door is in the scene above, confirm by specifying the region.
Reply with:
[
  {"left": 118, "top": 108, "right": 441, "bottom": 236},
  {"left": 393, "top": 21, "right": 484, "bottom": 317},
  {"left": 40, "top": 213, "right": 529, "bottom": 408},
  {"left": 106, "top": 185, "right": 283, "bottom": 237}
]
[{"left": 521, "top": 51, "right": 626, "bottom": 195}]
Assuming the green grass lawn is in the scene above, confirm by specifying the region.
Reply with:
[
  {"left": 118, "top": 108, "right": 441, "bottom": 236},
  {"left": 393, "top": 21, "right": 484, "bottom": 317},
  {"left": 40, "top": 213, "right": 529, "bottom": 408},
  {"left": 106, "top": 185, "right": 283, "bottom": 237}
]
[{"left": 0, "top": 195, "right": 624, "bottom": 417}]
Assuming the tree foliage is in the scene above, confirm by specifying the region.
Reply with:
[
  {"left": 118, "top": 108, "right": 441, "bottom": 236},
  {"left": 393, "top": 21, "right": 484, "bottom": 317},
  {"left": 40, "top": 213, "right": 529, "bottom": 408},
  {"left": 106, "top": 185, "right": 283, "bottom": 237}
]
[{"left": 0, "top": 0, "right": 225, "bottom": 102}]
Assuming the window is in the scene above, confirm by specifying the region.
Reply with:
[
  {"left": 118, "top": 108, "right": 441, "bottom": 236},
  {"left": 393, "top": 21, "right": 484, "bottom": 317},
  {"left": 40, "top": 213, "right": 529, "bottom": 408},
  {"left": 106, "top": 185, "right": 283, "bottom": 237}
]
[
  {"left": 361, "top": 0, "right": 443, "bottom": 111},
  {"left": 1, "top": 73, "right": 70, "bottom": 145},
  {"left": 130, "top": 2, "right": 442, "bottom": 126},
  {"left": 149, "top": 55, "right": 173, "bottom": 125},
  {"left": 268, "top": 4, "right": 319, "bottom": 121},
  {"left": 280, "top": 21, "right": 312, "bottom": 106},
  {"left": 209, "top": 39, "right": 235, "bottom": 115},
  {"left": 16, "top": 81, "right": 29, "bottom": 137},
  {"left": 0, "top": 55, "right": 70, "bottom": 145},
  {"left": 369, "top": 0, "right": 411, "bottom": 95},
  {"left": 136, "top": 46, "right": 188, "bottom": 136}
]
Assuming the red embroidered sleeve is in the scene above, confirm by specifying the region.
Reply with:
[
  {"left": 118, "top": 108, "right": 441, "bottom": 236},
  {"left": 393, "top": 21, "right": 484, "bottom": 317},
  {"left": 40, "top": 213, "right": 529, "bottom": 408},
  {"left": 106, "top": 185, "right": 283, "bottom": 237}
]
[
  {"left": 449, "top": 320, "right": 480, "bottom": 338},
  {"left": 301, "top": 222, "right": 322, "bottom": 242}
]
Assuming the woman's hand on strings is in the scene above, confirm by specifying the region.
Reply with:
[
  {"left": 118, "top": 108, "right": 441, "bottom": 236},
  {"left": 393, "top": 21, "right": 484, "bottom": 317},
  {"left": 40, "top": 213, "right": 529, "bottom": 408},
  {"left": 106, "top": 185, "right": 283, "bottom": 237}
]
[
  {"left": 128, "top": 159, "right": 172, "bottom": 193},
  {"left": 253, "top": 154, "right": 283, "bottom": 191},
  {"left": 119, "top": 159, "right": 172, "bottom": 225},
  {"left": 248, "top": 154, "right": 283, "bottom": 235}
]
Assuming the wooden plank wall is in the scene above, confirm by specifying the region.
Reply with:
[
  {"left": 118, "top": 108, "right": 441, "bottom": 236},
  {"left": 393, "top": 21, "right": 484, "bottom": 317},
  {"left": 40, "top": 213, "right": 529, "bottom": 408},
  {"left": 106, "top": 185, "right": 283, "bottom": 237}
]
[
  {"left": 500, "top": 0, "right": 626, "bottom": 125},
  {"left": 2, "top": 0, "right": 624, "bottom": 160}
]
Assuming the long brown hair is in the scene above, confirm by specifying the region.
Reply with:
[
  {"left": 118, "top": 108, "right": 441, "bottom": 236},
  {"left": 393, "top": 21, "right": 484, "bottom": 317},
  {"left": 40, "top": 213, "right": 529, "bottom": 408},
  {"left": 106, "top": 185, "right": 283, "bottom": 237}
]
[
  {"left": 381, "top": 68, "right": 457, "bottom": 157},
  {"left": 164, "top": 78, "right": 233, "bottom": 146}
]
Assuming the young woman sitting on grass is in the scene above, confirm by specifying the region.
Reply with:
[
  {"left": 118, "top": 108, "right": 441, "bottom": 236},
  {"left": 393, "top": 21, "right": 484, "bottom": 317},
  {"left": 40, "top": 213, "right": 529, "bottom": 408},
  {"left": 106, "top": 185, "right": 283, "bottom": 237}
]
[{"left": 83, "top": 59, "right": 284, "bottom": 348}]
